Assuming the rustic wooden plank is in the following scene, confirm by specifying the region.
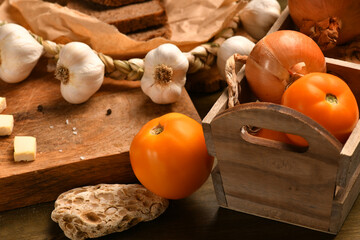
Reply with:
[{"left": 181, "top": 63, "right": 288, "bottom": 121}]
[
  {"left": 338, "top": 121, "right": 360, "bottom": 188},
  {"left": 202, "top": 90, "right": 228, "bottom": 157},
  {"left": 0, "top": 59, "right": 199, "bottom": 211},
  {"left": 202, "top": 64, "right": 254, "bottom": 157},
  {"left": 0, "top": 153, "right": 136, "bottom": 212},
  {"left": 330, "top": 156, "right": 360, "bottom": 233},
  {"left": 325, "top": 58, "right": 360, "bottom": 187},
  {"left": 210, "top": 164, "right": 227, "bottom": 207},
  {"left": 326, "top": 58, "right": 360, "bottom": 105},
  {"left": 225, "top": 194, "right": 330, "bottom": 233}
]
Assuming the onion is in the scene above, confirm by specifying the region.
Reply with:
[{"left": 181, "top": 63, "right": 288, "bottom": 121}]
[
  {"left": 288, "top": 0, "right": 360, "bottom": 51},
  {"left": 245, "top": 30, "right": 326, "bottom": 103}
]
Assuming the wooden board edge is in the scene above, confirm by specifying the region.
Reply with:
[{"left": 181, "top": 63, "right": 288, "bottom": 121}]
[
  {"left": 202, "top": 89, "right": 228, "bottom": 157},
  {"left": 339, "top": 122, "right": 360, "bottom": 188},
  {"left": 202, "top": 123, "right": 216, "bottom": 157},
  {"left": 330, "top": 157, "right": 360, "bottom": 233},
  {"left": 0, "top": 152, "right": 137, "bottom": 212},
  {"left": 202, "top": 89, "right": 228, "bottom": 125},
  {"left": 225, "top": 194, "right": 332, "bottom": 234},
  {"left": 211, "top": 164, "right": 227, "bottom": 207},
  {"left": 326, "top": 57, "right": 360, "bottom": 71}
]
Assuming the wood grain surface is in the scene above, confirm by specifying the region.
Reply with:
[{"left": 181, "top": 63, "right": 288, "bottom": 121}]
[{"left": 0, "top": 58, "right": 199, "bottom": 212}]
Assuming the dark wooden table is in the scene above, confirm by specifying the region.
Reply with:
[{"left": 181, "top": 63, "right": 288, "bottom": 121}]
[{"left": 0, "top": 90, "right": 359, "bottom": 240}]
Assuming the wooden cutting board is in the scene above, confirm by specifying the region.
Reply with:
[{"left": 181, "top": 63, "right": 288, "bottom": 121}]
[{"left": 0, "top": 59, "right": 200, "bottom": 212}]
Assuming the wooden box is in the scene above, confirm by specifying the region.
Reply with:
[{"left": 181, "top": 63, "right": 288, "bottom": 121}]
[{"left": 202, "top": 8, "right": 360, "bottom": 234}]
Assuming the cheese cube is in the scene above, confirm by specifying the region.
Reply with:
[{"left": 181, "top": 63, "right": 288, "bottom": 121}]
[
  {"left": 0, "top": 97, "right": 6, "bottom": 113},
  {"left": 0, "top": 115, "right": 14, "bottom": 136},
  {"left": 14, "top": 136, "right": 37, "bottom": 162}
]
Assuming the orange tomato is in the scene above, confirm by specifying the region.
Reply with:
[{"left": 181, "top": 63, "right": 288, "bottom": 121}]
[
  {"left": 129, "top": 113, "right": 214, "bottom": 199},
  {"left": 281, "top": 72, "right": 359, "bottom": 146},
  {"left": 255, "top": 128, "right": 292, "bottom": 144}
]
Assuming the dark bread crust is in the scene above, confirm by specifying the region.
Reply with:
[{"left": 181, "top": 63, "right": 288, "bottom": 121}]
[
  {"left": 67, "top": 0, "right": 168, "bottom": 34},
  {"left": 128, "top": 24, "right": 171, "bottom": 41},
  {"left": 88, "top": 0, "right": 148, "bottom": 7}
]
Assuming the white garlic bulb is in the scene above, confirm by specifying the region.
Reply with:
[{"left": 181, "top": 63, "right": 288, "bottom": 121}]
[
  {"left": 55, "top": 42, "right": 105, "bottom": 104},
  {"left": 217, "top": 36, "right": 255, "bottom": 79},
  {"left": 239, "top": 0, "right": 281, "bottom": 40},
  {"left": 141, "top": 43, "right": 189, "bottom": 104},
  {"left": 0, "top": 23, "right": 43, "bottom": 83}
]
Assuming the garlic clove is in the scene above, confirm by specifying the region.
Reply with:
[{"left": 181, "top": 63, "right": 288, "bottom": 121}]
[
  {"left": 55, "top": 42, "right": 105, "bottom": 104},
  {"left": 216, "top": 36, "right": 255, "bottom": 79},
  {"left": 0, "top": 23, "right": 43, "bottom": 83},
  {"left": 239, "top": 0, "right": 281, "bottom": 40}
]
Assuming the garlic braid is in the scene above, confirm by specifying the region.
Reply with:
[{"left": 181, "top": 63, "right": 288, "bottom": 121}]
[{"left": 7, "top": 0, "right": 245, "bottom": 81}]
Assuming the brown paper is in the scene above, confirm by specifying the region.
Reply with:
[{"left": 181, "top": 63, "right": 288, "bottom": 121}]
[{"left": 0, "top": 0, "right": 244, "bottom": 59}]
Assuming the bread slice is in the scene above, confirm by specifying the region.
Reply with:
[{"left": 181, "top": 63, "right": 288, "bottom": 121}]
[
  {"left": 45, "top": 0, "right": 147, "bottom": 7},
  {"left": 44, "top": 0, "right": 69, "bottom": 6},
  {"left": 87, "top": 0, "right": 148, "bottom": 7},
  {"left": 67, "top": 0, "right": 168, "bottom": 34},
  {"left": 128, "top": 24, "right": 171, "bottom": 41}
]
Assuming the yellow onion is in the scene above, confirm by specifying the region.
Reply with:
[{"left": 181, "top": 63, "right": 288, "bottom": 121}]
[
  {"left": 245, "top": 30, "right": 326, "bottom": 103},
  {"left": 288, "top": 0, "right": 360, "bottom": 50}
]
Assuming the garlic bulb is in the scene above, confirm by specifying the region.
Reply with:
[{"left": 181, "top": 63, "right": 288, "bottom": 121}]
[
  {"left": 55, "top": 42, "right": 105, "bottom": 104},
  {"left": 141, "top": 43, "right": 189, "bottom": 104},
  {"left": 239, "top": 0, "right": 281, "bottom": 40},
  {"left": 0, "top": 23, "right": 43, "bottom": 83},
  {"left": 216, "top": 36, "right": 255, "bottom": 79}
]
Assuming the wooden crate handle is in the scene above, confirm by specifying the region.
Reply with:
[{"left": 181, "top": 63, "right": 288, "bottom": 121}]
[{"left": 212, "top": 102, "right": 343, "bottom": 165}]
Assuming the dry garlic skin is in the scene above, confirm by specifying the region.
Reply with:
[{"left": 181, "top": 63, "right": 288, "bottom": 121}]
[
  {"left": 0, "top": 23, "right": 43, "bottom": 83},
  {"left": 56, "top": 42, "right": 105, "bottom": 104}
]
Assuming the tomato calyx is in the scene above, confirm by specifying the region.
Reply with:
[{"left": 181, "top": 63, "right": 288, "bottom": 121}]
[
  {"left": 150, "top": 123, "right": 164, "bottom": 135},
  {"left": 326, "top": 93, "right": 338, "bottom": 104}
]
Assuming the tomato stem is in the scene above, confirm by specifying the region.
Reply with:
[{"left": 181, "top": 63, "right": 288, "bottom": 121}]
[
  {"left": 326, "top": 93, "right": 338, "bottom": 104},
  {"left": 150, "top": 123, "right": 164, "bottom": 135}
]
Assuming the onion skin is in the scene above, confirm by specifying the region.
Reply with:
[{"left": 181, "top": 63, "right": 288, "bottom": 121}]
[
  {"left": 245, "top": 30, "right": 326, "bottom": 103},
  {"left": 288, "top": 0, "right": 360, "bottom": 50}
]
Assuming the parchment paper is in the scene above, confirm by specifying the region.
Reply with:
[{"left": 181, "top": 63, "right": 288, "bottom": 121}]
[{"left": 0, "top": 0, "right": 245, "bottom": 59}]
